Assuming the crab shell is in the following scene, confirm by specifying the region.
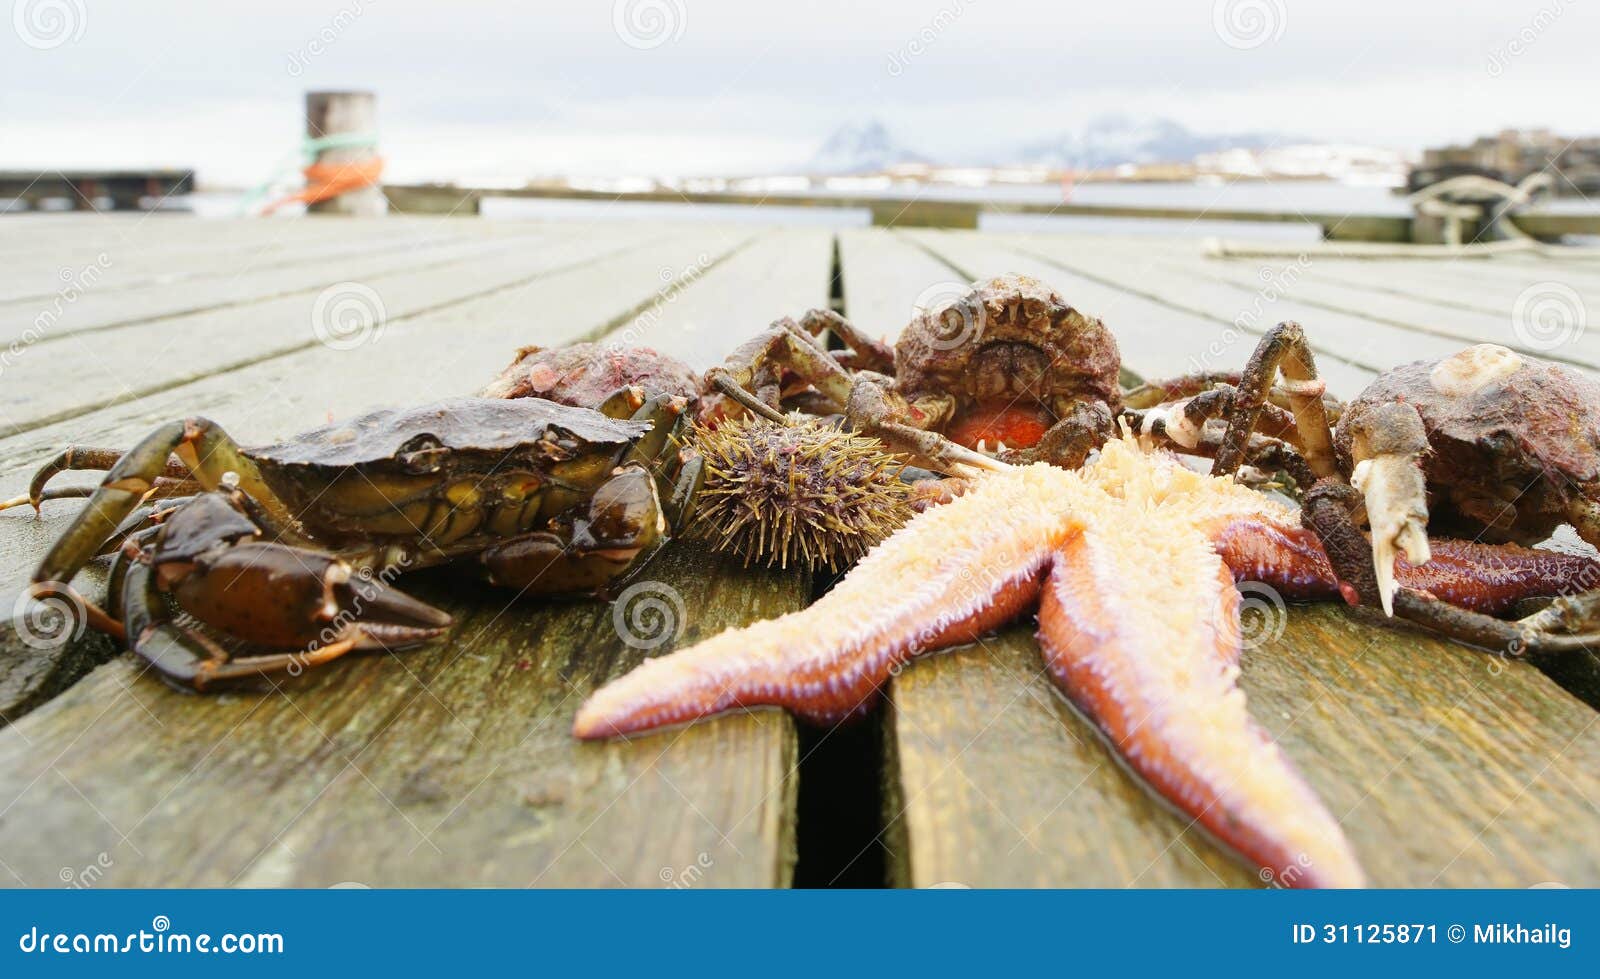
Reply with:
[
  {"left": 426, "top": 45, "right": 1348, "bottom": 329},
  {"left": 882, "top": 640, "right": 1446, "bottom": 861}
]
[
  {"left": 895, "top": 273, "right": 1123, "bottom": 414},
  {"left": 248, "top": 396, "right": 653, "bottom": 542},
  {"left": 1335, "top": 345, "right": 1600, "bottom": 544},
  {"left": 481, "top": 342, "right": 701, "bottom": 407}
]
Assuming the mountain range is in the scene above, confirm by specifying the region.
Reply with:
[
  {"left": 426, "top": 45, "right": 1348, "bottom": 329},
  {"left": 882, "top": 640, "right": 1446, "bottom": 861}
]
[{"left": 804, "top": 115, "right": 1291, "bottom": 174}]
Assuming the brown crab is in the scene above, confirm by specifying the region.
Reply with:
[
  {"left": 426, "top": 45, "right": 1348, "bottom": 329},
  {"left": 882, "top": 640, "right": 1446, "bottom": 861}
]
[
  {"left": 703, "top": 274, "right": 1125, "bottom": 475},
  {"left": 482, "top": 341, "right": 702, "bottom": 412},
  {"left": 1135, "top": 324, "right": 1600, "bottom": 653},
  {"left": 10, "top": 395, "right": 701, "bottom": 688}
]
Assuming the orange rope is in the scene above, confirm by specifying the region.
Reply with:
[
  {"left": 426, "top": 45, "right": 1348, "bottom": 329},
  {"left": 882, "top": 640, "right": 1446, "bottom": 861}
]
[{"left": 262, "top": 156, "right": 384, "bottom": 213}]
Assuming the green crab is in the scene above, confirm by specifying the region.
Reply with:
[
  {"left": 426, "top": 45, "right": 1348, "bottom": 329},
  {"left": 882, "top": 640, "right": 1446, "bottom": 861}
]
[{"left": 11, "top": 394, "right": 701, "bottom": 689}]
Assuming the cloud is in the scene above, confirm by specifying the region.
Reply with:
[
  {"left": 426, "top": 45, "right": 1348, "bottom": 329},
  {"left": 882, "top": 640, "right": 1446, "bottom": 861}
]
[{"left": 2, "top": 0, "right": 1594, "bottom": 181}]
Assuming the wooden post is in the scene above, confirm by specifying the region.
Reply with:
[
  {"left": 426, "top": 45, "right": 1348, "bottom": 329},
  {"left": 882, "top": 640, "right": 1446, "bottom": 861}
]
[
  {"left": 384, "top": 183, "right": 482, "bottom": 216},
  {"left": 1321, "top": 215, "right": 1412, "bottom": 243},
  {"left": 869, "top": 200, "right": 980, "bottom": 229},
  {"left": 305, "top": 90, "right": 385, "bottom": 217}
]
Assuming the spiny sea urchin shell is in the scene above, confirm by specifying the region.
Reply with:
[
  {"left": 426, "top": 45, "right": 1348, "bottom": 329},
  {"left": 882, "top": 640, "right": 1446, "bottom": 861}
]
[{"left": 685, "top": 414, "right": 913, "bottom": 571}]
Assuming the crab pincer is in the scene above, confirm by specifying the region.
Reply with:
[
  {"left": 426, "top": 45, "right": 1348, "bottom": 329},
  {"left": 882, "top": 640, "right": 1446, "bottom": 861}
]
[
  {"left": 66, "top": 491, "right": 453, "bottom": 690},
  {"left": 1337, "top": 400, "right": 1433, "bottom": 616}
]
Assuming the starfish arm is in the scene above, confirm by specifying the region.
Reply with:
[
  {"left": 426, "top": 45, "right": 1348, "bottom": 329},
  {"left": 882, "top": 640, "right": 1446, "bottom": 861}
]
[
  {"left": 1210, "top": 518, "right": 1600, "bottom": 615},
  {"left": 1037, "top": 519, "right": 1367, "bottom": 888},
  {"left": 574, "top": 466, "right": 1083, "bottom": 739}
]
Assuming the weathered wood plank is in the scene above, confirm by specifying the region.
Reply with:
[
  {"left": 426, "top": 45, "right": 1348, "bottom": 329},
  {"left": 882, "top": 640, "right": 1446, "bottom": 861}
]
[
  {"left": 1245, "top": 606, "right": 1600, "bottom": 886},
  {"left": 888, "top": 606, "right": 1600, "bottom": 887},
  {"left": 0, "top": 218, "right": 459, "bottom": 301},
  {"left": 1176, "top": 246, "right": 1600, "bottom": 329},
  {"left": 1286, "top": 258, "right": 1586, "bottom": 321},
  {"left": 0, "top": 226, "right": 540, "bottom": 339},
  {"left": 1495, "top": 253, "right": 1600, "bottom": 290},
  {"left": 836, "top": 228, "right": 960, "bottom": 340},
  {"left": 1293, "top": 258, "right": 1600, "bottom": 363},
  {"left": 6, "top": 215, "right": 1600, "bottom": 891},
  {"left": 594, "top": 229, "right": 834, "bottom": 370},
  {"left": 0, "top": 228, "right": 684, "bottom": 436},
  {"left": 0, "top": 542, "right": 803, "bottom": 887},
  {"left": 1077, "top": 237, "right": 1600, "bottom": 371},
  {"left": 0, "top": 216, "right": 630, "bottom": 306}
]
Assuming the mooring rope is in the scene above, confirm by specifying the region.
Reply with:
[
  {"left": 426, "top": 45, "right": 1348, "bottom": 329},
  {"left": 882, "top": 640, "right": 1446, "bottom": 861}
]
[
  {"left": 1206, "top": 170, "right": 1600, "bottom": 260},
  {"left": 240, "top": 132, "right": 383, "bottom": 215}
]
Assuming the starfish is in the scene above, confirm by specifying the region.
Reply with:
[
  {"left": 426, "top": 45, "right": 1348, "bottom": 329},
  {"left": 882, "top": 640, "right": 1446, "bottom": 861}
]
[{"left": 575, "top": 437, "right": 1598, "bottom": 887}]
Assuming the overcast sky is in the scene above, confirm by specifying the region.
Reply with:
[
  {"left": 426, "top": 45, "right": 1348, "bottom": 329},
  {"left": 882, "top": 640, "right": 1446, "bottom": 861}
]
[{"left": 2, "top": 0, "right": 1595, "bottom": 184}]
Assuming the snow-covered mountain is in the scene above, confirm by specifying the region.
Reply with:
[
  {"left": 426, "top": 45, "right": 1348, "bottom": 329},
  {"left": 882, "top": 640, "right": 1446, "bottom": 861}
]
[
  {"left": 1014, "top": 115, "right": 1287, "bottom": 170},
  {"left": 805, "top": 120, "right": 929, "bottom": 174},
  {"left": 804, "top": 116, "right": 1292, "bottom": 174}
]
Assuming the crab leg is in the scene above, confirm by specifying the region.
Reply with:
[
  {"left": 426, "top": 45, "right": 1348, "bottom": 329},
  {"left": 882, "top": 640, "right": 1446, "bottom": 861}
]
[
  {"left": 1303, "top": 481, "right": 1600, "bottom": 654},
  {"left": 1209, "top": 518, "right": 1598, "bottom": 615},
  {"left": 1214, "top": 322, "right": 1339, "bottom": 480},
  {"left": 0, "top": 445, "right": 198, "bottom": 515},
  {"left": 31, "top": 418, "right": 289, "bottom": 593}
]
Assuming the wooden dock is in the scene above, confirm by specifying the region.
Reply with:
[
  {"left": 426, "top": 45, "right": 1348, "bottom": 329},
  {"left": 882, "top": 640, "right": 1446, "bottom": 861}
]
[
  {"left": 2, "top": 213, "right": 1600, "bottom": 887},
  {"left": 385, "top": 181, "right": 1600, "bottom": 241}
]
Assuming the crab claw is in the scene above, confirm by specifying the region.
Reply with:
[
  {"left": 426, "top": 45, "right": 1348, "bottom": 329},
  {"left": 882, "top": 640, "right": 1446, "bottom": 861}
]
[
  {"left": 167, "top": 542, "right": 451, "bottom": 651},
  {"left": 1347, "top": 402, "right": 1431, "bottom": 616}
]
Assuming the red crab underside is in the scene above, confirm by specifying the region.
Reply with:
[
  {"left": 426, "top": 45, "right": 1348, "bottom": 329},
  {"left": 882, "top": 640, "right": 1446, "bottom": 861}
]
[{"left": 945, "top": 404, "right": 1053, "bottom": 453}]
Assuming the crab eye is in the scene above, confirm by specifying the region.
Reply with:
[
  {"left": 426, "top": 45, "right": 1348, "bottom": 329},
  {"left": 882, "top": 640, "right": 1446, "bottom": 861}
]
[{"left": 398, "top": 434, "right": 448, "bottom": 473}]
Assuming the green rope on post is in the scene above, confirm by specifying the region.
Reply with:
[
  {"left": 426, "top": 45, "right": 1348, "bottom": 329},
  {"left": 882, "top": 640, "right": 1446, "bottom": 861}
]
[{"left": 239, "top": 132, "right": 381, "bottom": 215}]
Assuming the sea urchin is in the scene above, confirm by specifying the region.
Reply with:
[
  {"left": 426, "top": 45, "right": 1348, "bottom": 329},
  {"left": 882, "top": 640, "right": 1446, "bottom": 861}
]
[{"left": 685, "top": 414, "right": 913, "bottom": 571}]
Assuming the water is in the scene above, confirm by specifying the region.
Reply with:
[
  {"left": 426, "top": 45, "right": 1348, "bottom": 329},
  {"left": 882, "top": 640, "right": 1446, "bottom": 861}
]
[{"left": 478, "top": 180, "right": 1410, "bottom": 241}]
